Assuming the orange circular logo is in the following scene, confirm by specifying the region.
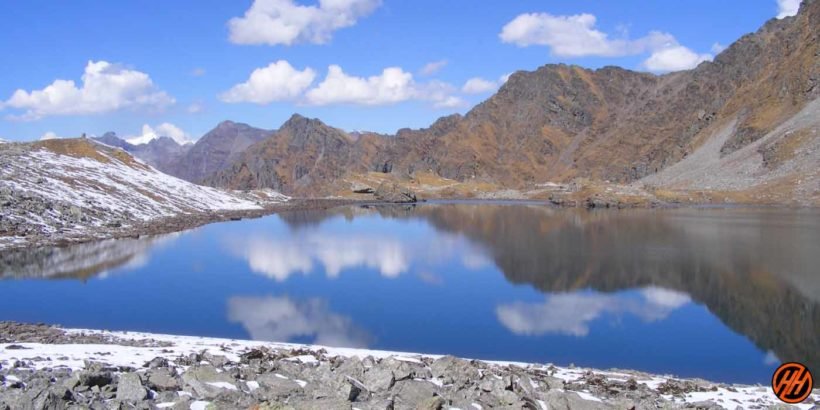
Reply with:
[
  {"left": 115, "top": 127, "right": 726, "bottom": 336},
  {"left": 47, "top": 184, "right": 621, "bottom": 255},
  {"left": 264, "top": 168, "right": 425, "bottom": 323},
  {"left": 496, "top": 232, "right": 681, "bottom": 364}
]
[{"left": 772, "top": 362, "right": 813, "bottom": 404}]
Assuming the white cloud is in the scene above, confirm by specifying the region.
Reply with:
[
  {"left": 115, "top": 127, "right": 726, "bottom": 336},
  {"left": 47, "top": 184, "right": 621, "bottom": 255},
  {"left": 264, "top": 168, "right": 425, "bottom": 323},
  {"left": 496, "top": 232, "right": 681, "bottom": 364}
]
[
  {"left": 642, "top": 45, "right": 712, "bottom": 73},
  {"left": 228, "top": 295, "right": 370, "bottom": 348},
  {"left": 2, "top": 61, "right": 174, "bottom": 121},
  {"left": 461, "top": 73, "right": 512, "bottom": 94},
  {"left": 187, "top": 101, "right": 204, "bottom": 114},
  {"left": 420, "top": 60, "right": 448, "bottom": 76},
  {"left": 304, "top": 65, "right": 461, "bottom": 108},
  {"left": 305, "top": 65, "right": 415, "bottom": 106},
  {"left": 776, "top": 0, "right": 800, "bottom": 18},
  {"left": 499, "top": 12, "right": 714, "bottom": 73},
  {"left": 711, "top": 42, "right": 726, "bottom": 54},
  {"left": 499, "top": 12, "right": 675, "bottom": 57},
  {"left": 40, "top": 131, "right": 60, "bottom": 141},
  {"left": 433, "top": 96, "right": 466, "bottom": 109},
  {"left": 462, "top": 77, "right": 498, "bottom": 94},
  {"left": 220, "top": 60, "right": 316, "bottom": 104},
  {"left": 126, "top": 123, "right": 192, "bottom": 145},
  {"left": 496, "top": 287, "right": 690, "bottom": 337},
  {"left": 228, "top": 0, "right": 382, "bottom": 46}
]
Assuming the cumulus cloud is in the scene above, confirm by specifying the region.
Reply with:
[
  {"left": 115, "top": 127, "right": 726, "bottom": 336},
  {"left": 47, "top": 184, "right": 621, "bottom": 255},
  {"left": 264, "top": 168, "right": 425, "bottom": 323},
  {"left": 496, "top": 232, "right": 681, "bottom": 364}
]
[
  {"left": 126, "top": 123, "right": 192, "bottom": 145},
  {"left": 776, "top": 0, "right": 800, "bottom": 18},
  {"left": 220, "top": 60, "right": 316, "bottom": 104},
  {"left": 462, "top": 77, "right": 497, "bottom": 94},
  {"left": 40, "top": 131, "right": 61, "bottom": 141},
  {"left": 461, "top": 73, "right": 512, "bottom": 94},
  {"left": 496, "top": 287, "right": 690, "bottom": 337},
  {"left": 642, "top": 45, "right": 712, "bottom": 73},
  {"left": 228, "top": 0, "right": 382, "bottom": 46},
  {"left": 499, "top": 13, "right": 675, "bottom": 57},
  {"left": 420, "top": 60, "right": 448, "bottom": 76},
  {"left": 304, "top": 65, "right": 461, "bottom": 108},
  {"left": 2, "top": 61, "right": 174, "bottom": 121},
  {"left": 228, "top": 295, "right": 371, "bottom": 347},
  {"left": 499, "top": 12, "right": 713, "bottom": 73}
]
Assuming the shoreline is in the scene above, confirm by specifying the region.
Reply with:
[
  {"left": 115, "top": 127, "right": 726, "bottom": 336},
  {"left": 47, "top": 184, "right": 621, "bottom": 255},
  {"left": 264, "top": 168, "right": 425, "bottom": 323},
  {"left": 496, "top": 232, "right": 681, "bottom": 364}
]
[
  {"left": 1, "top": 322, "right": 816, "bottom": 409},
  {"left": 0, "top": 198, "right": 380, "bottom": 253},
  {"left": 6, "top": 196, "right": 819, "bottom": 254}
]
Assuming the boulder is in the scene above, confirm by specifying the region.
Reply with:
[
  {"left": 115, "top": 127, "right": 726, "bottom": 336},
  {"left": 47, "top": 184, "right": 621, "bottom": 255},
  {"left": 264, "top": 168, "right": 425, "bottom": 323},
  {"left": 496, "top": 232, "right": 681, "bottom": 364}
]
[
  {"left": 116, "top": 373, "right": 148, "bottom": 402},
  {"left": 374, "top": 182, "right": 417, "bottom": 203}
]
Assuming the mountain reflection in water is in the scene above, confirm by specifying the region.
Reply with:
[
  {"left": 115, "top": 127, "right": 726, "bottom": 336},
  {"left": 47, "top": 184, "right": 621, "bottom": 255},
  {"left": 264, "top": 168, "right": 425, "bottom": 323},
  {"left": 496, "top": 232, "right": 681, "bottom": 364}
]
[{"left": 1, "top": 203, "right": 817, "bottom": 383}]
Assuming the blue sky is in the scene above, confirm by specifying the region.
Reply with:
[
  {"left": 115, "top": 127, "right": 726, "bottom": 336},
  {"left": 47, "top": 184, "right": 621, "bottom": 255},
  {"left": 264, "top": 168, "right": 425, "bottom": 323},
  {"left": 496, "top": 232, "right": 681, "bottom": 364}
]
[{"left": 0, "top": 0, "right": 800, "bottom": 142}]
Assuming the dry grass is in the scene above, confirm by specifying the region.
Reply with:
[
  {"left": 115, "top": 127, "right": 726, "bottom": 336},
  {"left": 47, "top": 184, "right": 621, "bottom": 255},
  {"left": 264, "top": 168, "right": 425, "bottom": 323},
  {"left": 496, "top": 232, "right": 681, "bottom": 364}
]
[{"left": 33, "top": 138, "right": 149, "bottom": 171}]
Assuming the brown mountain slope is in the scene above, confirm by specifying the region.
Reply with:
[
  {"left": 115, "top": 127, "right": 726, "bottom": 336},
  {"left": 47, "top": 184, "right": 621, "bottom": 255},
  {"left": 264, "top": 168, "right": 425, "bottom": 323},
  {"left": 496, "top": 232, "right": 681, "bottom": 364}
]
[
  {"left": 208, "top": 0, "right": 818, "bottom": 202},
  {"left": 204, "top": 115, "right": 384, "bottom": 195}
]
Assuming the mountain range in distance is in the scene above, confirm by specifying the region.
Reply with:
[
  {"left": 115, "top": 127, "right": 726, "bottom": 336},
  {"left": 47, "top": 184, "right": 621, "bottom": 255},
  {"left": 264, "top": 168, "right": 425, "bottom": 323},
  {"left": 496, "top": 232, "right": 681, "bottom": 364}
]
[{"left": 92, "top": 0, "right": 818, "bottom": 206}]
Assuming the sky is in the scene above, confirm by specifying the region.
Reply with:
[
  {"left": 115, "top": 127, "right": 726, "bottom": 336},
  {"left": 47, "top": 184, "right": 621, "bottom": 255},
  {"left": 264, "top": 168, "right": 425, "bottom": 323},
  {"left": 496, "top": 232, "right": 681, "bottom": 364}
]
[{"left": 0, "top": 0, "right": 802, "bottom": 143}]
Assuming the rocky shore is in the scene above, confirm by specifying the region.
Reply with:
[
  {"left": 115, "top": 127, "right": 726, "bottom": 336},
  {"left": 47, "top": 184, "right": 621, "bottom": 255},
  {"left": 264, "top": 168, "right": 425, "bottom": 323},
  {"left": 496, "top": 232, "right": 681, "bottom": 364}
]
[
  {"left": 1, "top": 323, "right": 815, "bottom": 410},
  {"left": 0, "top": 198, "right": 373, "bottom": 252}
]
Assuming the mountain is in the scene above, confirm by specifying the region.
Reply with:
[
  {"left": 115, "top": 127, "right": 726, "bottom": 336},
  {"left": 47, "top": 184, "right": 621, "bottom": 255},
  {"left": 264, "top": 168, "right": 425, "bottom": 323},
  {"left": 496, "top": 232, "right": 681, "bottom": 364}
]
[
  {"left": 205, "top": 115, "right": 379, "bottom": 195},
  {"left": 204, "top": 0, "right": 819, "bottom": 204},
  {"left": 0, "top": 138, "right": 280, "bottom": 250},
  {"left": 93, "top": 132, "right": 191, "bottom": 176},
  {"left": 168, "top": 121, "right": 272, "bottom": 183}
]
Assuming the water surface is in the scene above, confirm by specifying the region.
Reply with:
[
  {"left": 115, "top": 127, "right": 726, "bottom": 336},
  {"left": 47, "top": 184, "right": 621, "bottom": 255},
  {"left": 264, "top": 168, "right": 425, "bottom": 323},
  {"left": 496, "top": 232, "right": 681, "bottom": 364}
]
[{"left": 1, "top": 203, "right": 818, "bottom": 384}]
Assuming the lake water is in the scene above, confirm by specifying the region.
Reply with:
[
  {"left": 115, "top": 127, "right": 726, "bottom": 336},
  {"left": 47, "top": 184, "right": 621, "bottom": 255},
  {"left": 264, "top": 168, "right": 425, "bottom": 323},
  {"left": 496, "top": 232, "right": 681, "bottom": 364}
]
[{"left": 1, "top": 203, "right": 818, "bottom": 384}]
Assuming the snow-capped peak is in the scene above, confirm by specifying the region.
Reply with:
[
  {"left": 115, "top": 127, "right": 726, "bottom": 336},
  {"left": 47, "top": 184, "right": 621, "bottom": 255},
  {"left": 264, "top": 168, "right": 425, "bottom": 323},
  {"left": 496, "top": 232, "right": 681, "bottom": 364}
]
[{"left": 126, "top": 123, "right": 193, "bottom": 146}]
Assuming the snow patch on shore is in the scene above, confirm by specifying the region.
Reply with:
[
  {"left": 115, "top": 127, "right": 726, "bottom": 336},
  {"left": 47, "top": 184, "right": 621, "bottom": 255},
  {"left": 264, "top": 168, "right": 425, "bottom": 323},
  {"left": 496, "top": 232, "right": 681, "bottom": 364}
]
[{"left": 1, "top": 327, "right": 816, "bottom": 409}]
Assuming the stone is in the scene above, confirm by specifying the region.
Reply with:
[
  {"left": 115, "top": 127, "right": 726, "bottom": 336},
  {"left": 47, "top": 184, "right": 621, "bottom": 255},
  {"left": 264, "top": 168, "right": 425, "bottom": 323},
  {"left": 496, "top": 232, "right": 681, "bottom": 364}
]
[
  {"left": 116, "top": 372, "right": 148, "bottom": 402},
  {"left": 146, "top": 369, "right": 180, "bottom": 391},
  {"left": 374, "top": 182, "right": 418, "bottom": 203},
  {"left": 540, "top": 390, "right": 608, "bottom": 410},
  {"left": 181, "top": 365, "right": 239, "bottom": 399},
  {"left": 255, "top": 373, "right": 303, "bottom": 399},
  {"left": 392, "top": 380, "right": 439, "bottom": 406},
  {"left": 363, "top": 366, "right": 395, "bottom": 391}
]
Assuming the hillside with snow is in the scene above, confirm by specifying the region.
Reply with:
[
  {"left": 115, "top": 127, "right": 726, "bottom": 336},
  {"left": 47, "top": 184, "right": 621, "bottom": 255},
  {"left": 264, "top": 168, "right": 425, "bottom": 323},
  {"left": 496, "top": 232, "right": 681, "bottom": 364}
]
[{"left": 0, "top": 138, "right": 287, "bottom": 250}]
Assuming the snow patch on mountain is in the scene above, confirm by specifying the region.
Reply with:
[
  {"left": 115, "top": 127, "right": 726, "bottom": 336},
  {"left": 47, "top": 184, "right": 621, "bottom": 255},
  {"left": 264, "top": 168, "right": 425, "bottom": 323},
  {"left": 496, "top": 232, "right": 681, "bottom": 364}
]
[{"left": 0, "top": 139, "right": 287, "bottom": 249}]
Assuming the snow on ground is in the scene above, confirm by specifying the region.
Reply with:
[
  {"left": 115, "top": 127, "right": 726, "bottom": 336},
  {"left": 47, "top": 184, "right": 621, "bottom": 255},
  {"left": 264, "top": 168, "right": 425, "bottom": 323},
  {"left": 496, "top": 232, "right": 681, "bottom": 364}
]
[
  {"left": 5, "top": 145, "right": 262, "bottom": 222},
  {"left": 0, "top": 139, "right": 288, "bottom": 249},
  {"left": 1, "top": 328, "right": 816, "bottom": 409}
]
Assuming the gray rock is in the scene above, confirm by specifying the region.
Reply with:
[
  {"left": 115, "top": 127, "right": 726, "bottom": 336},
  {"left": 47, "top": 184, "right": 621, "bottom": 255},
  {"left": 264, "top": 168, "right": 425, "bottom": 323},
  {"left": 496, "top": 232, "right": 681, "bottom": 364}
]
[
  {"left": 540, "top": 390, "right": 610, "bottom": 410},
  {"left": 255, "top": 372, "right": 303, "bottom": 399},
  {"left": 116, "top": 372, "right": 148, "bottom": 402},
  {"left": 181, "top": 365, "right": 238, "bottom": 399},
  {"left": 374, "top": 182, "right": 418, "bottom": 203},
  {"left": 392, "top": 380, "right": 439, "bottom": 407},
  {"left": 288, "top": 397, "right": 353, "bottom": 410},
  {"left": 363, "top": 366, "right": 395, "bottom": 391},
  {"left": 146, "top": 368, "right": 180, "bottom": 391}
]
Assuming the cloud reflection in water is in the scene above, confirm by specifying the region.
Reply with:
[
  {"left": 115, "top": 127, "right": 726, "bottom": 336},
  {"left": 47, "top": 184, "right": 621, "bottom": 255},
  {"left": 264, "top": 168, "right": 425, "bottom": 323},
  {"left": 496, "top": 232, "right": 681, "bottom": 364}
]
[
  {"left": 227, "top": 295, "right": 371, "bottom": 348},
  {"left": 496, "top": 287, "right": 690, "bottom": 337}
]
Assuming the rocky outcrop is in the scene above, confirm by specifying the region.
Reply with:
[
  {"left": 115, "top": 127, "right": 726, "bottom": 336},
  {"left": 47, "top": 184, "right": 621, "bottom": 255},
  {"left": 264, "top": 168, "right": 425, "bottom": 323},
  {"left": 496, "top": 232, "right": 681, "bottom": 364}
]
[{"left": 373, "top": 182, "right": 418, "bottom": 203}]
